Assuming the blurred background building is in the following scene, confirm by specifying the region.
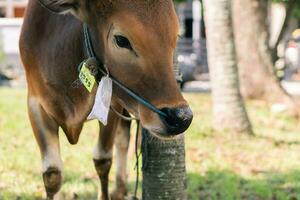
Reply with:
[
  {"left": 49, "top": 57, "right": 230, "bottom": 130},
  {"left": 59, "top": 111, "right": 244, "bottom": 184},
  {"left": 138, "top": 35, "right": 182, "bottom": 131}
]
[
  {"left": 0, "top": 0, "right": 26, "bottom": 86},
  {"left": 176, "top": 0, "right": 208, "bottom": 86}
]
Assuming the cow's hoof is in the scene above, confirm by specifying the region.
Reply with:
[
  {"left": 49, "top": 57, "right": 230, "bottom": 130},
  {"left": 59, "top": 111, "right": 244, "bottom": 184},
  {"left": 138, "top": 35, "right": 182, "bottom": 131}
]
[
  {"left": 46, "top": 192, "right": 61, "bottom": 200},
  {"left": 97, "top": 192, "right": 110, "bottom": 200},
  {"left": 43, "top": 167, "right": 62, "bottom": 199},
  {"left": 98, "top": 196, "right": 111, "bottom": 200},
  {"left": 110, "top": 190, "right": 126, "bottom": 200}
]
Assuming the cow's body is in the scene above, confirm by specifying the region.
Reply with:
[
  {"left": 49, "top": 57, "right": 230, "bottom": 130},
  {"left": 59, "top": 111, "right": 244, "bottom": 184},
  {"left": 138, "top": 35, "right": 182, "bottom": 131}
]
[
  {"left": 21, "top": 2, "right": 133, "bottom": 199},
  {"left": 21, "top": 1, "right": 94, "bottom": 144},
  {"left": 20, "top": 0, "right": 193, "bottom": 199}
]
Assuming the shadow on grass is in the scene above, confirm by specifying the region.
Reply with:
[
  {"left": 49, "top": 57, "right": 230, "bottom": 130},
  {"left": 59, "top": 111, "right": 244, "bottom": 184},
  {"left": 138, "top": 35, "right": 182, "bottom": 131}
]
[
  {"left": 255, "top": 134, "right": 300, "bottom": 147},
  {"left": 0, "top": 170, "right": 141, "bottom": 200},
  {"left": 3, "top": 170, "right": 300, "bottom": 200},
  {"left": 0, "top": 192, "right": 98, "bottom": 200},
  {"left": 187, "top": 170, "right": 300, "bottom": 200}
]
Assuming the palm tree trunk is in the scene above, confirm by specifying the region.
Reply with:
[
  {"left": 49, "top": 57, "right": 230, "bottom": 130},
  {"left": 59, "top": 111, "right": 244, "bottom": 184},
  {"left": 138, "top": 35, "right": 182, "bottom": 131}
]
[
  {"left": 142, "top": 130, "right": 187, "bottom": 200},
  {"left": 203, "top": 0, "right": 252, "bottom": 134},
  {"left": 233, "top": 0, "right": 299, "bottom": 115}
]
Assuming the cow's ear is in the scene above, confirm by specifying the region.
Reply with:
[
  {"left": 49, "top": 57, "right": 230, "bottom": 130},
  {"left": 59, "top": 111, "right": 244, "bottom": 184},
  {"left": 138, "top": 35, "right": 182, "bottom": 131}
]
[
  {"left": 38, "top": 0, "right": 91, "bottom": 20},
  {"left": 38, "top": 0, "right": 80, "bottom": 14}
]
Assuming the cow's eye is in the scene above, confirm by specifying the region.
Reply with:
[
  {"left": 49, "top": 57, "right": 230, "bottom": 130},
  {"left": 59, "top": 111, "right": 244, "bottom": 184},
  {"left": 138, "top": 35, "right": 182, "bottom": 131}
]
[{"left": 114, "top": 35, "right": 132, "bottom": 50}]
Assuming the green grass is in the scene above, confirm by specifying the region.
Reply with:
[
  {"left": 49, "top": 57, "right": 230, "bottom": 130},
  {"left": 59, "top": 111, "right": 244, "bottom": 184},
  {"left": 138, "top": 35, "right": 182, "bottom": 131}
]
[{"left": 2, "top": 88, "right": 300, "bottom": 199}]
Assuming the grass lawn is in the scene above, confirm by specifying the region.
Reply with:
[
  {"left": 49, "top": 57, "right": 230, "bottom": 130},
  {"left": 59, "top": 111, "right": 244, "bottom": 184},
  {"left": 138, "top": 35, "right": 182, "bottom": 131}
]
[{"left": 1, "top": 87, "right": 300, "bottom": 200}]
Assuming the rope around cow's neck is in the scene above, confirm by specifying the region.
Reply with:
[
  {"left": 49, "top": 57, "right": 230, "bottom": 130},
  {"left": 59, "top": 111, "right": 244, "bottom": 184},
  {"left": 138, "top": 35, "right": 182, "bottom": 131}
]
[
  {"left": 83, "top": 24, "right": 142, "bottom": 199},
  {"left": 83, "top": 24, "right": 168, "bottom": 119}
]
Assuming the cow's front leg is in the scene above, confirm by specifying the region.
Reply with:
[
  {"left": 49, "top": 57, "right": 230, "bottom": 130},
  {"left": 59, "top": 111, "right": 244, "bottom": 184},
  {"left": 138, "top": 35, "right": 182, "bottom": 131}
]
[
  {"left": 111, "top": 112, "right": 131, "bottom": 200},
  {"left": 28, "top": 97, "right": 63, "bottom": 200},
  {"left": 93, "top": 110, "right": 120, "bottom": 200}
]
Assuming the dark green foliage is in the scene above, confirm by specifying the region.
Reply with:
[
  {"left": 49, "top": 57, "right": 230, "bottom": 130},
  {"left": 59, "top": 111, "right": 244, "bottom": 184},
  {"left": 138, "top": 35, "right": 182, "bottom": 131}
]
[
  {"left": 173, "top": 0, "right": 185, "bottom": 3},
  {"left": 272, "top": 0, "right": 300, "bottom": 18},
  {"left": 293, "top": 3, "right": 300, "bottom": 18},
  {"left": 175, "top": 0, "right": 300, "bottom": 18}
]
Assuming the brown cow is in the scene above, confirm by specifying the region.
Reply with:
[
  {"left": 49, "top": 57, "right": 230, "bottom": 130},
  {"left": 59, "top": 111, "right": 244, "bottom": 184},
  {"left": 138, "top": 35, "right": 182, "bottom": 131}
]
[{"left": 19, "top": 0, "right": 193, "bottom": 199}]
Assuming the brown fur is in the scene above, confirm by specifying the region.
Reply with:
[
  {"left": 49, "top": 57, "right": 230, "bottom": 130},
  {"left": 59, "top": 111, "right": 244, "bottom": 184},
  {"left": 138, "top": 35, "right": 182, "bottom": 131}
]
[{"left": 20, "top": 0, "right": 191, "bottom": 199}]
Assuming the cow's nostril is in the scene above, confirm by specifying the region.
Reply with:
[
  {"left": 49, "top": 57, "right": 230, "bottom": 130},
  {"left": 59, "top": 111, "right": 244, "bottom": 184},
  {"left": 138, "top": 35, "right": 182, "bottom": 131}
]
[
  {"left": 160, "top": 106, "right": 193, "bottom": 135},
  {"left": 161, "top": 108, "right": 179, "bottom": 127}
]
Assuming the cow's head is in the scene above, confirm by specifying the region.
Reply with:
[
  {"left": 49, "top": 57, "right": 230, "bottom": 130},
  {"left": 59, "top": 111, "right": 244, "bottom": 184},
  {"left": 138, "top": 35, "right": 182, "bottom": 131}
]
[{"left": 40, "top": 0, "right": 193, "bottom": 138}]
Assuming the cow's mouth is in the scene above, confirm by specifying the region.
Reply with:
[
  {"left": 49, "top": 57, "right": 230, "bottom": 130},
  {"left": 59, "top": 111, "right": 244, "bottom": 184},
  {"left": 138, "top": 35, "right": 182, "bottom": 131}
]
[{"left": 148, "top": 129, "right": 185, "bottom": 141}]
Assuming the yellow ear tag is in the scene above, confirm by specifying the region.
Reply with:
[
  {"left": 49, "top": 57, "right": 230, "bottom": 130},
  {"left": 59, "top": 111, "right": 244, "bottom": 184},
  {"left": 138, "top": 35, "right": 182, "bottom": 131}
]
[{"left": 79, "top": 62, "right": 96, "bottom": 93}]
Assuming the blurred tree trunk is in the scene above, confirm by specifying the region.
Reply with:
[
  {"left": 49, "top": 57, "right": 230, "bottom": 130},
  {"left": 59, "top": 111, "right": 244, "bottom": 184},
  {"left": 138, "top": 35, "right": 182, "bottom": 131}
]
[
  {"left": 203, "top": 0, "right": 252, "bottom": 134},
  {"left": 233, "top": 0, "right": 298, "bottom": 114}
]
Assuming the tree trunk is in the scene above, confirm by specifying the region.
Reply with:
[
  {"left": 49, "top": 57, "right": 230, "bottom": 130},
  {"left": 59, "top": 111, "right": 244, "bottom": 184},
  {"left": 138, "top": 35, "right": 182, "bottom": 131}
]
[
  {"left": 142, "top": 130, "right": 187, "bottom": 200},
  {"left": 233, "top": 0, "right": 299, "bottom": 114},
  {"left": 203, "top": 0, "right": 252, "bottom": 134}
]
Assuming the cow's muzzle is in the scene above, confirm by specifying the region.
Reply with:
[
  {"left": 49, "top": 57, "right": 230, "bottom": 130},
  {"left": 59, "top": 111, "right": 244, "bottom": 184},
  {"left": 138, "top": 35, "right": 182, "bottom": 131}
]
[{"left": 160, "top": 106, "right": 193, "bottom": 136}]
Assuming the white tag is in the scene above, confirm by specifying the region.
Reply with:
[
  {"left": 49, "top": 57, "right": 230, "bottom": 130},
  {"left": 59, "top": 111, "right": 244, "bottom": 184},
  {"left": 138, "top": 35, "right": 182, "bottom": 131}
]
[{"left": 87, "top": 76, "right": 112, "bottom": 125}]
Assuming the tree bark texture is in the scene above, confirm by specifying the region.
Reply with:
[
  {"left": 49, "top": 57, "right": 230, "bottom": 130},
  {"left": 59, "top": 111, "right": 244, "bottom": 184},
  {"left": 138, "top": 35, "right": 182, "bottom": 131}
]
[
  {"left": 142, "top": 130, "right": 187, "bottom": 200},
  {"left": 233, "top": 0, "right": 298, "bottom": 113},
  {"left": 203, "top": 0, "right": 252, "bottom": 133}
]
